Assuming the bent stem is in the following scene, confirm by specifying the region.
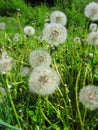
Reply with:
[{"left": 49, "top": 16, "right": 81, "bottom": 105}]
[
  {"left": 41, "top": 109, "right": 59, "bottom": 130},
  {"left": 5, "top": 77, "right": 22, "bottom": 129}
]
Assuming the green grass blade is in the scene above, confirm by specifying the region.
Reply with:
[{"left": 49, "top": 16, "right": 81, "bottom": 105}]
[{"left": 0, "top": 119, "right": 21, "bottom": 130}]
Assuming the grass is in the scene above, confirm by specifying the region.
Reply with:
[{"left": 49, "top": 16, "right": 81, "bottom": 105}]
[{"left": 0, "top": 0, "right": 98, "bottom": 130}]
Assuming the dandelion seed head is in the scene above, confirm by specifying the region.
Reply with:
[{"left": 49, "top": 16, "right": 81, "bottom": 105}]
[
  {"left": 13, "top": 33, "right": 20, "bottom": 42},
  {"left": 42, "top": 23, "right": 67, "bottom": 46},
  {"left": 29, "top": 50, "right": 52, "bottom": 68},
  {"left": 0, "top": 52, "right": 12, "bottom": 74},
  {"left": 20, "top": 67, "right": 29, "bottom": 77},
  {"left": 79, "top": 85, "right": 98, "bottom": 110},
  {"left": 0, "top": 59, "right": 12, "bottom": 74},
  {"left": 1, "top": 51, "right": 9, "bottom": 59},
  {"left": 28, "top": 66, "right": 60, "bottom": 95},
  {"left": 0, "top": 87, "right": 6, "bottom": 103},
  {"left": 86, "top": 31, "right": 98, "bottom": 45},
  {"left": 24, "top": 26, "right": 35, "bottom": 36},
  {"left": 84, "top": 2, "right": 98, "bottom": 21},
  {"left": 50, "top": 11, "right": 67, "bottom": 26},
  {"left": 89, "top": 23, "right": 97, "bottom": 31},
  {"left": 73, "top": 37, "right": 81, "bottom": 44},
  {"left": 0, "top": 22, "right": 6, "bottom": 30}
]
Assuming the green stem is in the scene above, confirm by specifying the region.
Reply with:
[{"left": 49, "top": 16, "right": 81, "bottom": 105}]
[
  {"left": 75, "top": 69, "right": 84, "bottom": 130},
  {"left": 37, "top": 96, "right": 42, "bottom": 129},
  {"left": 41, "top": 109, "right": 59, "bottom": 130},
  {"left": 53, "top": 58, "right": 74, "bottom": 128},
  {"left": 44, "top": 97, "right": 66, "bottom": 127},
  {"left": 16, "top": 15, "right": 24, "bottom": 41},
  {"left": 5, "top": 77, "right": 22, "bottom": 129},
  {"left": 83, "top": 108, "right": 87, "bottom": 124}
]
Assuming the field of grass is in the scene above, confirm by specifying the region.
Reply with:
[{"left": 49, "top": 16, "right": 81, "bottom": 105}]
[{"left": 0, "top": 0, "right": 98, "bottom": 130}]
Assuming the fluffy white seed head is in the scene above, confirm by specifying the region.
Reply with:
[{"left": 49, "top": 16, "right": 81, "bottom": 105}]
[
  {"left": 0, "top": 87, "right": 7, "bottom": 103},
  {"left": 50, "top": 11, "right": 67, "bottom": 26},
  {"left": 28, "top": 66, "right": 60, "bottom": 95},
  {"left": 29, "top": 50, "right": 52, "bottom": 68},
  {"left": 20, "top": 67, "right": 30, "bottom": 77},
  {"left": 84, "top": 2, "right": 98, "bottom": 21},
  {"left": 13, "top": 33, "right": 20, "bottom": 42},
  {"left": 73, "top": 37, "right": 81, "bottom": 44},
  {"left": 42, "top": 23, "right": 67, "bottom": 46},
  {"left": 0, "top": 52, "right": 12, "bottom": 74},
  {"left": 1, "top": 51, "right": 9, "bottom": 59},
  {"left": 89, "top": 23, "right": 97, "bottom": 31},
  {"left": 24, "top": 26, "right": 35, "bottom": 36},
  {"left": 86, "top": 31, "right": 98, "bottom": 45},
  {"left": 0, "top": 22, "right": 6, "bottom": 30},
  {"left": 79, "top": 85, "right": 98, "bottom": 110}
]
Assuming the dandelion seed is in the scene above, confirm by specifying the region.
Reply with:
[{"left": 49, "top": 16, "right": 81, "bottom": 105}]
[
  {"left": 24, "top": 26, "right": 35, "bottom": 36},
  {"left": 73, "top": 37, "right": 81, "bottom": 44},
  {"left": 1, "top": 51, "right": 9, "bottom": 59},
  {"left": 0, "top": 87, "right": 7, "bottom": 103},
  {"left": 88, "top": 53, "right": 93, "bottom": 59},
  {"left": 0, "top": 52, "right": 12, "bottom": 74},
  {"left": 50, "top": 11, "right": 67, "bottom": 26},
  {"left": 28, "top": 66, "right": 60, "bottom": 95},
  {"left": 7, "top": 38, "right": 12, "bottom": 43},
  {"left": 16, "top": 8, "right": 20, "bottom": 12},
  {"left": 8, "top": 84, "right": 12, "bottom": 89},
  {"left": 13, "top": 33, "right": 20, "bottom": 42},
  {"left": 42, "top": 23, "right": 67, "bottom": 46},
  {"left": 84, "top": 2, "right": 98, "bottom": 21},
  {"left": 89, "top": 23, "right": 97, "bottom": 31},
  {"left": 0, "top": 22, "right": 6, "bottom": 30},
  {"left": 29, "top": 50, "right": 52, "bottom": 68},
  {"left": 79, "top": 85, "right": 98, "bottom": 110},
  {"left": 20, "top": 67, "right": 29, "bottom": 77},
  {"left": 86, "top": 31, "right": 98, "bottom": 45},
  {"left": 0, "top": 59, "right": 12, "bottom": 74},
  {"left": 37, "top": 35, "right": 43, "bottom": 43}
]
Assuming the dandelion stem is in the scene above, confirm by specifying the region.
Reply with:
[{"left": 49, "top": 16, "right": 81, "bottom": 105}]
[
  {"left": 44, "top": 97, "right": 66, "bottom": 126},
  {"left": 53, "top": 58, "right": 65, "bottom": 86},
  {"left": 17, "top": 15, "right": 24, "bottom": 38},
  {"left": 14, "top": 59, "right": 30, "bottom": 66},
  {"left": 53, "top": 58, "right": 74, "bottom": 128},
  {"left": 75, "top": 69, "right": 84, "bottom": 130},
  {"left": 37, "top": 96, "right": 42, "bottom": 129},
  {"left": 83, "top": 108, "right": 87, "bottom": 124},
  {"left": 5, "top": 77, "right": 22, "bottom": 129},
  {"left": 41, "top": 109, "right": 59, "bottom": 130}
]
